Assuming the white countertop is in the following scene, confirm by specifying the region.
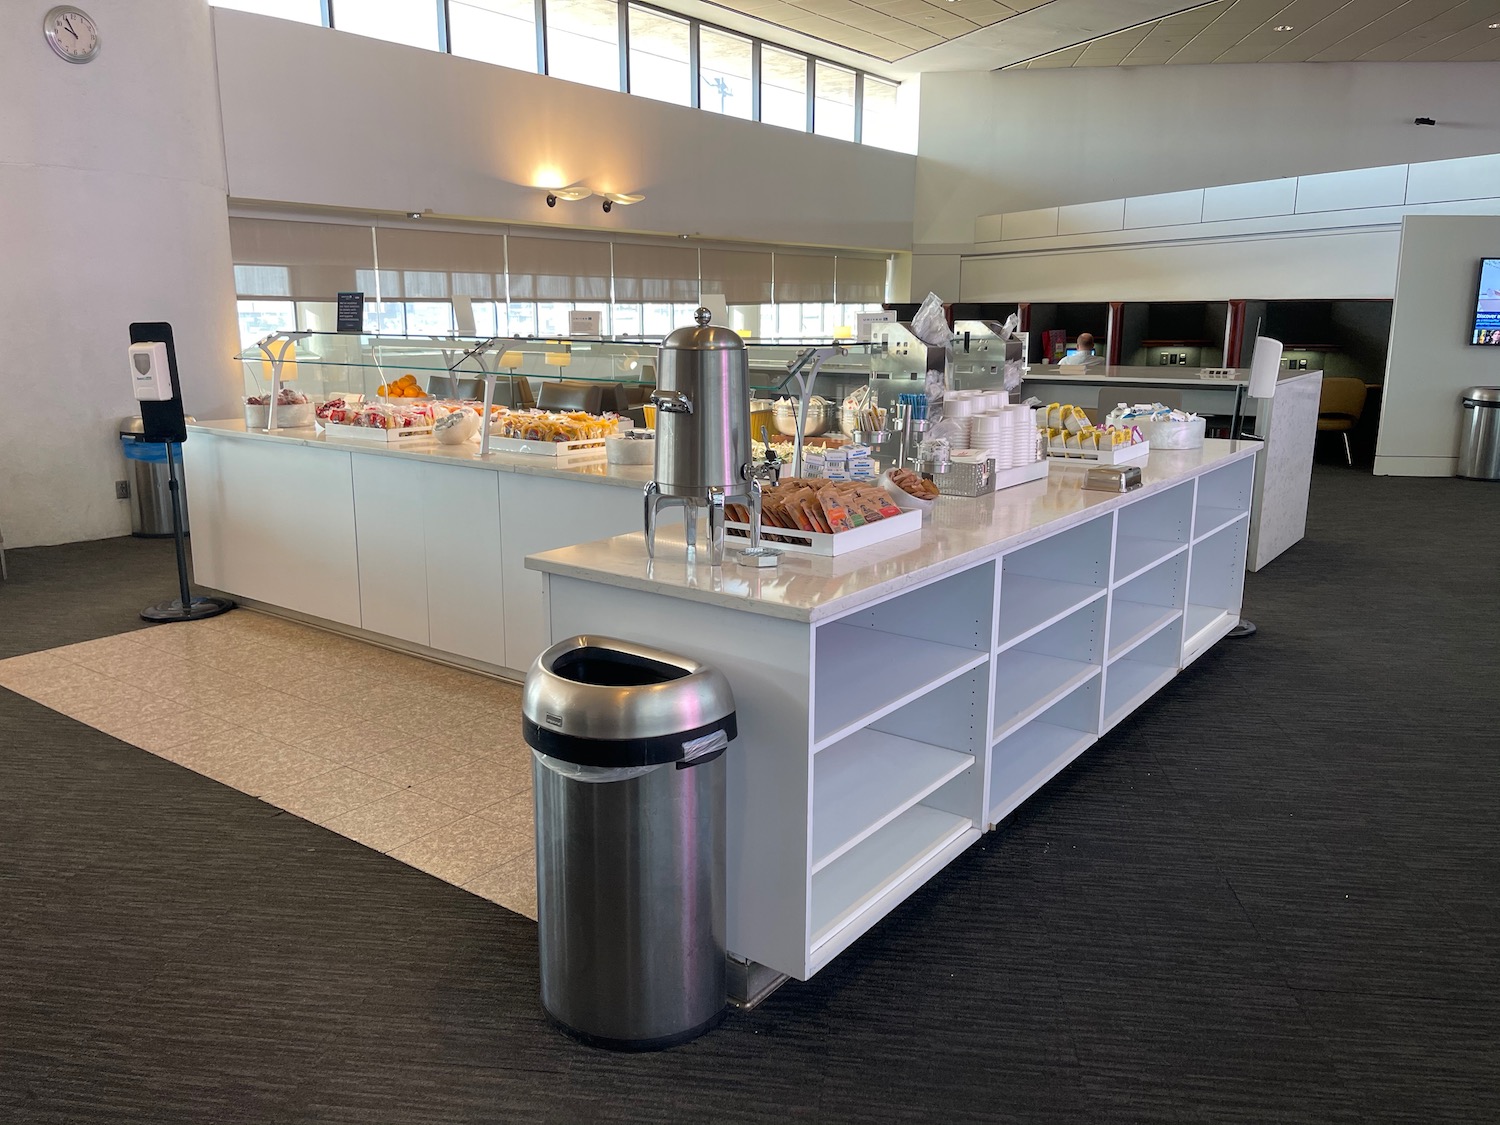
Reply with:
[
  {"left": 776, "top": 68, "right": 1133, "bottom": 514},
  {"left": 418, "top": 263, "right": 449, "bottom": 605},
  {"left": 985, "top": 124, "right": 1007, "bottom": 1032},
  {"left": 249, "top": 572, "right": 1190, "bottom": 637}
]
[
  {"left": 187, "top": 418, "right": 654, "bottom": 490},
  {"left": 1024, "top": 365, "right": 1322, "bottom": 388},
  {"left": 527, "top": 440, "right": 1259, "bottom": 624}
]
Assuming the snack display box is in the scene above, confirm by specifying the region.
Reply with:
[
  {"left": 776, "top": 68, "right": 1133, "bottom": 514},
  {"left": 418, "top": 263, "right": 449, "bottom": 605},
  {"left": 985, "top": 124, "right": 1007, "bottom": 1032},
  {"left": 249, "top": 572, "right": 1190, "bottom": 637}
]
[
  {"left": 482, "top": 434, "right": 609, "bottom": 458},
  {"left": 725, "top": 508, "right": 922, "bottom": 557},
  {"left": 321, "top": 421, "right": 436, "bottom": 444},
  {"left": 1046, "top": 440, "right": 1150, "bottom": 466}
]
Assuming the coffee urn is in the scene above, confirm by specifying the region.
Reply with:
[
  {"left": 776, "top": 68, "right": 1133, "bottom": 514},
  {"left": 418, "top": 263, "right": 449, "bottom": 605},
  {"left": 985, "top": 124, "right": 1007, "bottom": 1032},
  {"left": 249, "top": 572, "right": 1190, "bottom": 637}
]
[{"left": 644, "top": 308, "right": 762, "bottom": 566}]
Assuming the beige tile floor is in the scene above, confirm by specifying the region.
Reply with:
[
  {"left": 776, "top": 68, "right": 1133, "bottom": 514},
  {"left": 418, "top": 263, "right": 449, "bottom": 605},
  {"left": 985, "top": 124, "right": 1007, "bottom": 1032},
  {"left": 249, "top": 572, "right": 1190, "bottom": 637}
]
[{"left": 0, "top": 611, "right": 538, "bottom": 918}]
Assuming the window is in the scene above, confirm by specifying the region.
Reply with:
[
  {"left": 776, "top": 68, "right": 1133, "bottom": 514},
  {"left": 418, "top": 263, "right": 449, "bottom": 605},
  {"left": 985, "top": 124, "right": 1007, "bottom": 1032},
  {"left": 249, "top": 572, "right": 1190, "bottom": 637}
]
[
  {"left": 450, "top": 0, "right": 538, "bottom": 72},
  {"left": 760, "top": 46, "right": 808, "bottom": 131},
  {"left": 861, "top": 76, "right": 900, "bottom": 150},
  {"left": 697, "top": 27, "right": 752, "bottom": 119},
  {"left": 364, "top": 301, "right": 406, "bottom": 334},
  {"left": 236, "top": 300, "right": 297, "bottom": 351},
  {"left": 212, "top": 0, "right": 322, "bottom": 22},
  {"left": 331, "top": 0, "right": 441, "bottom": 49},
  {"left": 405, "top": 302, "right": 456, "bottom": 334},
  {"left": 355, "top": 268, "right": 401, "bottom": 300},
  {"left": 546, "top": 0, "right": 621, "bottom": 90},
  {"left": 813, "top": 62, "right": 855, "bottom": 141},
  {"left": 628, "top": 6, "right": 690, "bottom": 106},
  {"left": 233, "top": 265, "right": 292, "bottom": 298},
  {"left": 613, "top": 303, "right": 643, "bottom": 337},
  {"left": 508, "top": 303, "right": 539, "bottom": 336}
]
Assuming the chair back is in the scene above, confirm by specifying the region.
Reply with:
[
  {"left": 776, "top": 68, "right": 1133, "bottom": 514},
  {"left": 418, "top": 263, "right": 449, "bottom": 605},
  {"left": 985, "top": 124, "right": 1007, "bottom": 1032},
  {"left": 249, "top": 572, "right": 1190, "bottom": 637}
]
[{"left": 1318, "top": 377, "right": 1368, "bottom": 422}]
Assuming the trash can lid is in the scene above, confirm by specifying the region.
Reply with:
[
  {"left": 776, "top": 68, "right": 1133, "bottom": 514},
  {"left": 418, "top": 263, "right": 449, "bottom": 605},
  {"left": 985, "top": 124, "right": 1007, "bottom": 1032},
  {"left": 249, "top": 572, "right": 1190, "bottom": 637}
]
[
  {"left": 1462, "top": 387, "right": 1500, "bottom": 404},
  {"left": 522, "top": 635, "right": 737, "bottom": 768}
]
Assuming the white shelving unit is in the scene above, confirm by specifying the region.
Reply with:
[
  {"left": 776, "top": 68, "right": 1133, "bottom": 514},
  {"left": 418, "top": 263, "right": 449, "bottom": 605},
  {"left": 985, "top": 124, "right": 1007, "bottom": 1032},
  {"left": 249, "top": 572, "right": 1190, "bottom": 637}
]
[{"left": 539, "top": 447, "right": 1258, "bottom": 985}]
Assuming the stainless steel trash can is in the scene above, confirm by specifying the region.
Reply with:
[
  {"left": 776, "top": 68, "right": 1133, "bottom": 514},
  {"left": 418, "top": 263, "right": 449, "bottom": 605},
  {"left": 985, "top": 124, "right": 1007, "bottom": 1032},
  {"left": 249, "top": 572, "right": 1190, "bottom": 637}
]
[
  {"left": 522, "top": 635, "right": 735, "bottom": 1051},
  {"left": 1457, "top": 388, "right": 1500, "bottom": 481},
  {"left": 120, "top": 417, "right": 189, "bottom": 537}
]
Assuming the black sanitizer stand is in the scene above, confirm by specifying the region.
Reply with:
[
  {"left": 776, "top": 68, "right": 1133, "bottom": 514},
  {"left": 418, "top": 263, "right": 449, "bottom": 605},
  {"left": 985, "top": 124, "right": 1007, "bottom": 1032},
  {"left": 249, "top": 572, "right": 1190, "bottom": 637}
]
[{"left": 130, "top": 322, "right": 234, "bottom": 624}]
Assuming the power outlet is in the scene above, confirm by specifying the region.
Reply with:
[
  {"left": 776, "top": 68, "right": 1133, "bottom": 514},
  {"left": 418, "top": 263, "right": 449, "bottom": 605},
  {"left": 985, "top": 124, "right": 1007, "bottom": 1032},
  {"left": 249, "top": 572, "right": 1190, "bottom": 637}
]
[{"left": 115, "top": 480, "right": 130, "bottom": 500}]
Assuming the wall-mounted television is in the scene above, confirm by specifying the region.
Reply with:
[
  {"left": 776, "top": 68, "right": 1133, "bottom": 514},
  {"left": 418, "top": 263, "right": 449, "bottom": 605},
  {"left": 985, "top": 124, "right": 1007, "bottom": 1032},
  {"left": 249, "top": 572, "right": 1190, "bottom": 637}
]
[{"left": 1473, "top": 258, "right": 1500, "bottom": 345}]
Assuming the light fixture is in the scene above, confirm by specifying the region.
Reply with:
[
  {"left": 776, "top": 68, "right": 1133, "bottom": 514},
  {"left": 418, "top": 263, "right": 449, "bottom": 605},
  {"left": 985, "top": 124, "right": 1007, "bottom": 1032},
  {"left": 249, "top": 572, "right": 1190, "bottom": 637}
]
[
  {"left": 1489, "top": 22, "right": 1499, "bottom": 28},
  {"left": 1414, "top": 116, "right": 1436, "bottom": 126},
  {"left": 406, "top": 210, "right": 424, "bottom": 219},
  {"left": 1273, "top": 24, "right": 1293, "bottom": 31},
  {"left": 545, "top": 185, "right": 592, "bottom": 208},
  {"left": 600, "top": 192, "right": 645, "bottom": 213}
]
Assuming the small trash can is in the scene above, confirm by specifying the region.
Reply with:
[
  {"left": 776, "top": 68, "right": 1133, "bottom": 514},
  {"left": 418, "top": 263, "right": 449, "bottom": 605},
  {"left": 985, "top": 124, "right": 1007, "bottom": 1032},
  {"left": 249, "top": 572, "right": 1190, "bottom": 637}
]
[
  {"left": 1457, "top": 388, "right": 1500, "bottom": 481},
  {"left": 522, "top": 635, "right": 736, "bottom": 1051},
  {"left": 119, "top": 417, "right": 189, "bottom": 537}
]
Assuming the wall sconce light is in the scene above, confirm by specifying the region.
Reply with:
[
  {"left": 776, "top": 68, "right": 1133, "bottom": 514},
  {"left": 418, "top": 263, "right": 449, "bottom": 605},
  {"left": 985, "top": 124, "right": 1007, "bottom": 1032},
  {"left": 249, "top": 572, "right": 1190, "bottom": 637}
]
[
  {"left": 545, "top": 185, "right": 593, "bottom": 207},
  {"left": 600, "top": 192, "right": 645, "bottom": 213}
]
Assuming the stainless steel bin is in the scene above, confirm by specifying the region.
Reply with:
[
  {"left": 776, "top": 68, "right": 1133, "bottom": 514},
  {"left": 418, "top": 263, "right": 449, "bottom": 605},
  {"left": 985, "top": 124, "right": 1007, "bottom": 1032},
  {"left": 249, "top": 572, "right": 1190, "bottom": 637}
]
[
  {"left": 521, "top": 635, "right": 736, "bottom": 1051},
  {"left": 120, "top": 417, "right": 189, "bottom": 537},
  {"left": 1457, "top": 387, "right": 1500, "bottom": 481}
]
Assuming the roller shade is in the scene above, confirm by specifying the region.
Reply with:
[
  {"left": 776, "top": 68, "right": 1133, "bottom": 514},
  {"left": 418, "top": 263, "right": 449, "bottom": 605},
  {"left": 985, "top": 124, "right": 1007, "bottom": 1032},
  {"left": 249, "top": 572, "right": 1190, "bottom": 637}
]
[
  {"left": 836, "top": 256, "right": 887, "bottom": 304},
  {"left": 773, "top": 252, "right": 835, "bottom": 303},
  {"left": 612, "top": 243, "right": 700, "bottom": 303},
  {"left": 700, "top": 249, "right": 772, "bottom": 305},
  {"left": 229, "top": 218, "right": 373, "bottom": 300},
  {"left": 508, "top": 235, "right": 611, "bottom": 301}
]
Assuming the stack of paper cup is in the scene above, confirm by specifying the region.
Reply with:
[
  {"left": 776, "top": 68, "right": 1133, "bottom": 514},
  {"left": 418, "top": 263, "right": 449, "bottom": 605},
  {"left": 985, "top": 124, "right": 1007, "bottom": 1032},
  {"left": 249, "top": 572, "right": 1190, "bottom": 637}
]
[
  {"left": 944, "top": 393, "right": 974, "bottom": 447},
  {"left": 970, "top": 411, "right": 1005, "bottom": 465}
]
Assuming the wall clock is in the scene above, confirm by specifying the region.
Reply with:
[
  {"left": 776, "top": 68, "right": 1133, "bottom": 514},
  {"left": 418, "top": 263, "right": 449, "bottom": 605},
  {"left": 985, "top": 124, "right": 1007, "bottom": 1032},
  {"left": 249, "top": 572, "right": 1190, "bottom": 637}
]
[{"left": 44, "top": 6, "right": 100, "bottom": 64}]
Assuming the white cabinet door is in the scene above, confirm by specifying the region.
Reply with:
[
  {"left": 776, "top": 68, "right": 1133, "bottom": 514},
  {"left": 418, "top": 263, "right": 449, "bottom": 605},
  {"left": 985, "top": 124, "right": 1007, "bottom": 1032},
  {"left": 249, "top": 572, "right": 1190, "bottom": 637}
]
[
  {"left": 422, "top": 462, "right": 505, "bottom": 668},
  {"left": 497, "top": 474, "right": 642, "bottom": 672},
  {"left": 185, "top": 436, "right": 361, "bottom": 627},
  {"left": 352, "top": 453, "right": 429, "bottom": 646}
]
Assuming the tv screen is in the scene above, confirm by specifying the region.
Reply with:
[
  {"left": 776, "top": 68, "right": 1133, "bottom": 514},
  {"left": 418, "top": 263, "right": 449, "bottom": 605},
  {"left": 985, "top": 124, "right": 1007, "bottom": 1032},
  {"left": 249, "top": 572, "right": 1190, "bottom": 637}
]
[{"left": 1473, "top": 258, "right": 1500, "bottom": 345}]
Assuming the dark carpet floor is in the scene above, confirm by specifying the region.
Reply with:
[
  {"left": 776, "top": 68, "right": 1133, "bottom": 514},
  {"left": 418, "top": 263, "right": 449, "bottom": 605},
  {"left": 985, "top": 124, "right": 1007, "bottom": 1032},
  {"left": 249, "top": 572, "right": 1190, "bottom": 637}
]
[{"left": 2, "top": 468, "right": 1498, "bottom": 1125}]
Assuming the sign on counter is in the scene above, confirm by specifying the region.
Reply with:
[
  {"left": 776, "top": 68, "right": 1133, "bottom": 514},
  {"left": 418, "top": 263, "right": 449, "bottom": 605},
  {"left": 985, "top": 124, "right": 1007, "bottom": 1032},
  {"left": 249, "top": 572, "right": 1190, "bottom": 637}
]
[{"left": 336, "top": 292, "right": 364, "bottom": 333}]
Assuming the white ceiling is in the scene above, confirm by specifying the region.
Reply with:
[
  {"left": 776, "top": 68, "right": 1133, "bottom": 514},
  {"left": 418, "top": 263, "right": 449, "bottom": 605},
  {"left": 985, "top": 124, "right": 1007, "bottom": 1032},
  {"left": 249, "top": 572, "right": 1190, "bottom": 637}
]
[{"left": 683, "top": 0, "right": 1500, "bottom": 75}]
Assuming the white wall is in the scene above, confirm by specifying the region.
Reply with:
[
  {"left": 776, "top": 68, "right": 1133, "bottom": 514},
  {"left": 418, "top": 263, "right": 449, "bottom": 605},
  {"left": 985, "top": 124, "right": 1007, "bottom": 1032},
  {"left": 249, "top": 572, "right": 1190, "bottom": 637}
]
[
  {"left": 915, "top": 62, "right": 1500, "bottom": 247},
  {"left": 0, "top": 0, "right": 241, "bottom": 549},
  {"left": 1375, "top": 215, "right": 1500, "bottom": 477},
  {"left": 214, "top": 10, "right": 916, "bottom": 252}
]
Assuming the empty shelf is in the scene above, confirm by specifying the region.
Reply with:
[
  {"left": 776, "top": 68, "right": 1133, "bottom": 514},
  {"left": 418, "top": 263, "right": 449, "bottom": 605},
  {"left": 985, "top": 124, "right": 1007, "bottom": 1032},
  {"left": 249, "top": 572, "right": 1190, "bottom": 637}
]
[
  {"left": 812, "top": 731, "right": 973, "bottom": 873},
  {"left": 1183, "top": 604, "right": 1238, "bottom": 664},
  {"left": 1113, "top": 536, "right": 1188, "bottom": 586},
  {"left": 814, "top": 623, "right": 988, "bottom": 748},
  {"left": 997, "top": 574, "right": 1106, "bottom": 652},
  {"left": 989, "top": 720, "right": 1096, "bottom": 823},
  {"left": 993, "top": 650, "right": 1101, "bottom": 741},
  {"left": 1108, "top": 601, "right": 1183, "bottom": 662},
  {"left": 810, "top": 804, "right": 973, "bottom": 951},
  {"left": 1103, "top": 657, "right": 1176, "bottom": 730},
  {"left": 1194, "top": 506, "right": 1248, "bottom": 542}
]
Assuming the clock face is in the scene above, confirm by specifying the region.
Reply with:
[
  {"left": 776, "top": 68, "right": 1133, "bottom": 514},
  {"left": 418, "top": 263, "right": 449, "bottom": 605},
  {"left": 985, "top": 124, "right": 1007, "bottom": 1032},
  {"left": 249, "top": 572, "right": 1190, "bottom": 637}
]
[{"left": 44, "top": 6, "right": 100, "bottom": 63}]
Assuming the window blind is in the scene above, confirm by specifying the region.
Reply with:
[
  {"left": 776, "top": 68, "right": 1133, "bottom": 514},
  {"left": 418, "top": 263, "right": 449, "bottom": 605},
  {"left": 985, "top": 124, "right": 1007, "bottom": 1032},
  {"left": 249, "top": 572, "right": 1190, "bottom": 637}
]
[
  {"left": 229, "top": 218, "right": 374, "bottom": 300},
  {"left": 612, "top": 243, "right": 700, "bottom": 302},
  {"left": 507, "top": 235, "right": 612, "bottom": 301},
  {"left": 700, "top": 249, "right": 773, "bottom": 305},
  {"left": 836, "top": 256, "right": 888, "bottom": 304},
  {"left": 772, "top": 252, "right": 836, "bottom": 303}
]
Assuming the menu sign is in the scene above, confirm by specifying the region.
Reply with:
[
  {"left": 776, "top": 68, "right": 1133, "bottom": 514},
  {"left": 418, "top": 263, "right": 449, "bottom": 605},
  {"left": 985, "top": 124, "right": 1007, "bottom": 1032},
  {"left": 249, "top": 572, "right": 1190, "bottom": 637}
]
[
  {"left": 336, "top": 292, "right": 364, "bottom": 333},
  {"left": 569, "top": 310, "right": 602, "bottom": 336}
]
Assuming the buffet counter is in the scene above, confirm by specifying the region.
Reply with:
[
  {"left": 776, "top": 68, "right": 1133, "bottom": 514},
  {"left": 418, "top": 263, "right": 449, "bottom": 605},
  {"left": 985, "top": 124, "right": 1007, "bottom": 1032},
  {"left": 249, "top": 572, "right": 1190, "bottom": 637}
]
[
  {"left": 1022, "top": 367, "right": 1321, "bottom": 570},
  {"left": 183, "top": 419, "right": 653, "bottom": 676},
  {"left": 527, "top": 441, "right": 1259, "bottom": 987}
]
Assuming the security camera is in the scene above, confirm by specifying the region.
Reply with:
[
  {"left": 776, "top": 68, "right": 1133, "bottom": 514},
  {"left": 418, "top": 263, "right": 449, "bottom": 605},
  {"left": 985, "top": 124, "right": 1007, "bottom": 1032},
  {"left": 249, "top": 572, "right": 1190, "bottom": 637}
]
[
  {"left": 546, "top": 193, "right": 558, "bottom": 208},
  {"left": 602, "top": 199, "right": 613, "bottom": 213}
]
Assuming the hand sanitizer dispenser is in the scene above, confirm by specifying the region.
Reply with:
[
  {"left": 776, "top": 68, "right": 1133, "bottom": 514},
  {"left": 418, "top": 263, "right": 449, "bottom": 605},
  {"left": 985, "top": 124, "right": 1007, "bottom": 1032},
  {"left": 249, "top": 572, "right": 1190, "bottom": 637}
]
[{"left": 129, "top": 341, "right": 172, "bottom": 401}]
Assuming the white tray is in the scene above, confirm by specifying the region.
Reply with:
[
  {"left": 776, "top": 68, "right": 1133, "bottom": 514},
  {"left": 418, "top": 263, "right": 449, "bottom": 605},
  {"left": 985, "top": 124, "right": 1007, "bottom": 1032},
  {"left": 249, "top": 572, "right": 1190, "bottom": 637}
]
[
  {"left": 1047, "top": 440, "right": 1150, "bottom": 466},
  {"left": 322, "top": 421, "right": 435, "bottom": 444},
  {"left": 725, "top": 507, "right": 922, "bottom": 557},
  {"left": 991, "top": 458, "right": 1050, "bottom": 489},
  {"left": 483, "top": 433, "right": 609, "bottom": 458}
]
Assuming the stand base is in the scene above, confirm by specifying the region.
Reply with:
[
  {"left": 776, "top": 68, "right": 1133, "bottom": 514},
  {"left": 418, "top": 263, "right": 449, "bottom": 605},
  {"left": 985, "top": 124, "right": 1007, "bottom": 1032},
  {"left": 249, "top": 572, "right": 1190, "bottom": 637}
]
[
  {"left": 141, "top": 596, "right": 236, "bottom": 623},
  {"left": 1228, "top": 618, "right": 1257, "bottom": 638}
]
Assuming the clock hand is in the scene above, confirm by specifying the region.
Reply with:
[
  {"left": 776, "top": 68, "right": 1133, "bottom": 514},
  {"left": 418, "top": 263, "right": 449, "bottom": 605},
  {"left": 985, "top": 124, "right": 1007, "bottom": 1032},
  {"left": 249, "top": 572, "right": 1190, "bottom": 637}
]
[{"left": 63, "top": 16, "right": 78, "bottom": 37}]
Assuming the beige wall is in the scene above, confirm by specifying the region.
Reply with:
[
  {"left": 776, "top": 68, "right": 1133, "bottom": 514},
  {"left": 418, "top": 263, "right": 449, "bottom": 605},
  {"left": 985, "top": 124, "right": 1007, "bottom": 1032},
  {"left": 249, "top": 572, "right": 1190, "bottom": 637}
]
[
  {"left": 214, "top": 9, "right": 916, "bottom": 253},
  {"left": 1376, "top": 214, "right": 1500, "bottom": 476},
  {"left": 915, "top": 62, "right": 1500, "bottom": 248},
  {"left": 0, "top": 0, "right": 240, "bottom": 548}
]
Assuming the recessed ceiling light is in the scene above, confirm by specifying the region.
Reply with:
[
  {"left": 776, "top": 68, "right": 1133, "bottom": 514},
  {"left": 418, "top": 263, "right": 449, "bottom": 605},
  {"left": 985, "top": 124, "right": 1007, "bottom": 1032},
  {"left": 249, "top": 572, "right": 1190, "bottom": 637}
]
[
  {"left": 1489, "top": 21, "right": 1500, "bottom": 27},
  {"left": 1273, "top": 24, "right": 1293, "bottom": 32}
]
